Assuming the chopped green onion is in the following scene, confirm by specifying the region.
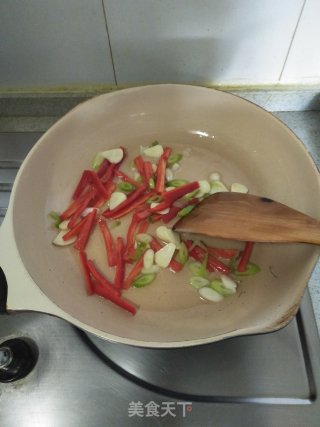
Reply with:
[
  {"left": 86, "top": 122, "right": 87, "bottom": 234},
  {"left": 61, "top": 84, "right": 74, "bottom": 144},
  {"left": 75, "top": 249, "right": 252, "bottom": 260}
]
[
  {"left": 149, "top": 178, "right": 155, "bottom": 189},
  {"left": 132, "top": 273, "right": 156, "bottom": 288},
  {"left": 117, "top": 182, "right": 135, "bottom": 193},
  {"left": 178, "top": 205, "right": 194, "bottom": 217},
  {"left": 146, "top": 195, "right": 162, "bottom": 204},
  {"left": 135, "top": 233, "right": 152, "bottom": 244},
  {"left": 166, "top": 179, "right": 189, "bottom": 188},
  {"left": 92, "top": 153, "right": 104, "bottom": 170},
  {"left": 189, "top": 276, "right": 209, "bottom": 289},
  {"left": 188, "top": 261, "right": 208, "bottom": 278},
  {"left": 49, "top": 211, "right": 62, "bottom": 228},
  {"left": 177, "top": 242, "right": 189, "bottom": 265},
  {"left": 131, "top": 242, "right": 148, "bottom": 261},
  {"left": 233, "top": 262, "right": 261, "bottom": 276},
  {"left": 111, "top": 220, "right": 121, "bottom": 229},
  {"left": 183, "top": 189, "right": 199, "bottom": 200},
  {"left": 210, "top": 279, "right": 235, "bottom": 296},
  {"left": 167, "top": 153, "right": 183, "bottom": 166},
  {"left": 151, "top": 140, "right": 160, "bottom": 147}
]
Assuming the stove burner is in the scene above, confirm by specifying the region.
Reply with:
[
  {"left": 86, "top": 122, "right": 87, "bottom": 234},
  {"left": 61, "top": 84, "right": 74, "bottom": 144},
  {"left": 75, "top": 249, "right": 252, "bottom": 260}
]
[{"left": 79, "top": 312, "right": 314, "bottom": 404}]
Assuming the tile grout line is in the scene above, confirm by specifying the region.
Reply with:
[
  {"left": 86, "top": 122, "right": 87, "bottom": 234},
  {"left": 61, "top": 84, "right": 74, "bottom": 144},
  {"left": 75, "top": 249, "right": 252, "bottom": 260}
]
[
  {"left": 279, "top": 0, "right": 307, "bottom": 82},
  {"left": 101, "top": 0, "right": 118, "bottom": 86}
]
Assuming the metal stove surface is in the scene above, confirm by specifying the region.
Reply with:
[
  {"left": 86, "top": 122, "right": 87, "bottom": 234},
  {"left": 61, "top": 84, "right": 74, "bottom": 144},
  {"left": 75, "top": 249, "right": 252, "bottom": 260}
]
[{"left": 1, "top": 131, "right": 320, "bottom": 426}]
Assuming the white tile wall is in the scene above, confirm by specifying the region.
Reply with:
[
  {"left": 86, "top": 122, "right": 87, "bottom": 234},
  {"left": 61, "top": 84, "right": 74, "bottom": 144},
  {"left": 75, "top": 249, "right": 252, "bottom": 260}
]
[
  {"left": 281, "top": 0, "right": 320, "bottom": 84},
  {"left": 104, "top": 0, "right": 304, "bottom": 85},
  {"left": 0, "top": 0, "right": 115, "bottom": 87}
]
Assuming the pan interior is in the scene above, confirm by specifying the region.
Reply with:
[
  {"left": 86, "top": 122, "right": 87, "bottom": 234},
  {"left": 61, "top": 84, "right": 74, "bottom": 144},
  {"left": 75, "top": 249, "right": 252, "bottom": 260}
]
[{"left": 11, "top": 85, "right": 320, "bottom": 345}]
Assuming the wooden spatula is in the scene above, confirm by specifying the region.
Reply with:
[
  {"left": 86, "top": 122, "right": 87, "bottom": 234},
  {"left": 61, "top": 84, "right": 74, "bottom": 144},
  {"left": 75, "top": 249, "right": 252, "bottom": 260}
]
[{"left": 173, "top": 192, "right": 320, "bottom": 244}]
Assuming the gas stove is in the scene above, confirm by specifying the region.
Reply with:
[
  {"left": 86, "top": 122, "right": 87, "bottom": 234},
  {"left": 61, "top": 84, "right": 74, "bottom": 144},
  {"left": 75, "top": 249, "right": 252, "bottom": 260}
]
[{"left": 1, "top": 128, "right": 320, "bottom": 426}]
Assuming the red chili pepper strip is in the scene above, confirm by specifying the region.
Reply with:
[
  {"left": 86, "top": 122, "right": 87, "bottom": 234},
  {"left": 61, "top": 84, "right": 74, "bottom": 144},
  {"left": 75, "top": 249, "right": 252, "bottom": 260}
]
[
  {"left": 155, "top": 157, "right": 166, "bottom": 193},
  {"left": 74, "top": 210, "right": 97, "bottom": 251},
  {"left": 162, "top": 147, "right": 172, "bottom": 161},
  {"left": 89, "top": 171, "right": 110, "bottom": 199},
  {"left": 93, "top": 282, "right": 137, "bottom": 315},
  {"left": 115, "top": 237, "right": 125, "bottom": 289},
  {"left": 162, "top": 181, "right": 200, "bottom": 204},
  {"left": 100, "top": 163, "right": 116, "bottom": 184},
  {"left": 103, "top": 191, "right": 151, "bottom": 220},
  {"left": 137, "top": 219, "right": 149, "bottom": 233},
  {"left": 237, "top": 242, "right": 254, "bottom": 272},
  {"left": 144, "top": 161, "right": 153, "bottom": 183},
  {"left": 68, "top": 194, "right": 94, "bottom": 229},
  {"left": 72, "top": 170, "right": 91, "bottom": 200},
  {"left": 207, "top": 255, "right": 230, "bottom": 275},
  {"left": 126, "top": 214, "right": 139, "bottom": 253},
  {"left": 150, "top": 213, "right": 163, "bottom": 223},
  {"left": 63, "top": 215, "right": 88, "bottom": 241},
  {"left": 123, "top": 257, "right": 144, "bottom": 290},
  {"left": 185, "top": 240, "right": 230, "bottom": 275},
  {"left": 97, "top": 159, "right": 110, "bottom": 178},
  {"left": 161, "top": 206, "right": 181, "bottom": 223},
  {"left": 79, "top": 251, "right": 94, "bottom": 295},
  {"left": 115, "top": 170, "right": 140, "bottom": 187},
  {"left": 102, "top": 185, "right": 147, "bottom": 217},
  {"left": 134, "top": 209, "right": 151, "bottom": 221},
  {"left": 149, "top": 201, "right": 171, "bottom": 213},
  {"left": 87, "top": 260, "right": 120, "bottom": 297},
  {"left": 60, "top": 187, "right": 96, "bottom": 221},
  {"left": 98, "top": 219, "right": 117, "bottom": 267},
  {"left": 207, "top": 247, "right": 238, "bottom": 260},
  {"left": 134, "top": 156, "right": 147, "bottom": 181}
]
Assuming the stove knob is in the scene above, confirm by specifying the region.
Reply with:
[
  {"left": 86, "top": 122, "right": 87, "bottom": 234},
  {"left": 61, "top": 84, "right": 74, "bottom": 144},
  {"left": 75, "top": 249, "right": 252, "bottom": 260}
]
[{"left": 0, "top": 338, "right": 38, "bottom": 383}]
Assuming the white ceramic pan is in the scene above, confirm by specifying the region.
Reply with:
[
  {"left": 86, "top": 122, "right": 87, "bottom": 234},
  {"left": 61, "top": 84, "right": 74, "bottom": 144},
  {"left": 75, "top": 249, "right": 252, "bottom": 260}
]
[{"left": 0, "top": 84, "right": 319, "bottom": 348}]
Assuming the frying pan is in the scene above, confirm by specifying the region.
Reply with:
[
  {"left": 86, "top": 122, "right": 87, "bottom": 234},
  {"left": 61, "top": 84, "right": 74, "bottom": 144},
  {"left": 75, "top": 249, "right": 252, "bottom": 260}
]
[{"left": 0, "top": 84, "right": 319, "bottom": 348}]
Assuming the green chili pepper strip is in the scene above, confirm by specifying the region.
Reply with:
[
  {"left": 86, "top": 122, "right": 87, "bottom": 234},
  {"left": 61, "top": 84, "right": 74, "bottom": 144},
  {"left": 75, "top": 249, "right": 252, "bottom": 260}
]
[{"left": 132, "top": 273, "right": 156, "bottom": 288}]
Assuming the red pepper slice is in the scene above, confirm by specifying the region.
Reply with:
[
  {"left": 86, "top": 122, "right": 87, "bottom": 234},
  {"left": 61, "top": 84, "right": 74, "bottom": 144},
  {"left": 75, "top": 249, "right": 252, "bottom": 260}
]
[
  {"left": 103, "top": 189, "right": 150, "bottom": 220},
  {"left": 237, "top": 242, "right": 254, "bottom": 272},
  {"left": 162, "top": 181, "right": 200, "bottom": 204},
  {"left": 87, "top": 260, "right": 120, "bottom": 297},
  {"left": 72, "top": 170, "right": 91, "bottom": 200},
  {"left": 79, "top": 251, "right": 94, "bottom": 295},
  {"left": 115, "top": 237, "right": 125, "bottom": 289},
  {"left": 134, "top": 209, "right": 151, "bottom": 221},
  {"left": 134, "top": 155, "right": 147, "bottom": 183},
  {"left": 98, "top": 219, "right": 117, "bottom": 267},
  {"left": 93, "top": 282, "right": 137, "bottom": 315},
  {"left": 123, "top": 257, "right": 144, "bottom": 289},
  {"left": 186, "top": 240, "right": 230, "bottom": 275},
  {"left": 100, "top": 163, "right": 116, "bottom": 184},
  {"left": 63, "top": 215, "right": 88, "bottom": 241},
  {"left": 68, "top": 194, "right": 94, "bottom": 229},
  {"left": 144, "top": 161, "right": 154, "bottom": 184},
  {"left": 97, "top": 159, "right": 110, "bottom": 178},
  {"left": 115, "top": 170, "right": 140, "bottom": 187},
  {"left": 155, "top": 147, "right": 172, "bottom": 193},
  {"left": 103, "top": 185, "right": 146, "bottom": 217},
  {"left": 161, "top": 206, "right": 181, "bottom": 223},
  {"left": 207, "top": 247, "right": 238, "bottom": 260},
  {"left": 89, "top": 171, "right": 110, "bottom": 199},
  {"left": 60, "top": 187, "right": 96, "bottom": 221},
  {"left": 149, "top": 201, "right": 171, "bottom": 213},
  {"left": 74, "top": 210, "right": 97, "bottom": 251},
  {"left": 137, "top": 219, "right": 149, "bottom": 233}
]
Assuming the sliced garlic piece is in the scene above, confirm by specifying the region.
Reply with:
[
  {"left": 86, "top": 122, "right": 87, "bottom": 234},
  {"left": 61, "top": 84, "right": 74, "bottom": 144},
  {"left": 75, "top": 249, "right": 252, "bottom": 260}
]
[
  {"left": 52, "top": 230, "right": 76, "bottom": 246},
  {"left": 101, "top": 148, "right": 124, "bottom": 164},
  {"left": 155, "top": 243, "right": 176, "bottom": 268},
  {"left": 109, "top": 192, "right": 127, "bottom": 210},
  {"left": 143, "top": 145, "right": 164, "bottom": 158},
  {"left": 156, "top": 226, "right": 180, "bottom": 248},
  {"left": 210, "top": 180, "right": 229, "bottom": 195},
  {"left": 58, "top": 220, "right": 69, "bottom": 230},
  {"left": 143, "top": 249, "right": 155, "bottom": 270}
]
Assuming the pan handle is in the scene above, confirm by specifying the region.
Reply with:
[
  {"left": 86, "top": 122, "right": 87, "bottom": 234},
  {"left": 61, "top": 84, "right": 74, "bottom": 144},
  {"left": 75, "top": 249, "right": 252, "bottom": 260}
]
[{"left": 0, "top": 215, "right": 65, "bottom": 318}]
